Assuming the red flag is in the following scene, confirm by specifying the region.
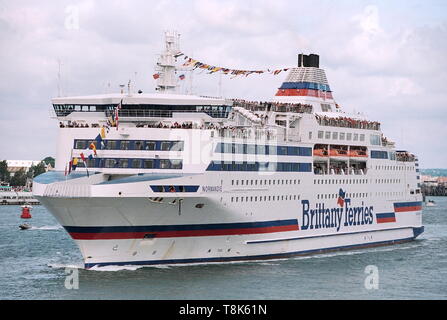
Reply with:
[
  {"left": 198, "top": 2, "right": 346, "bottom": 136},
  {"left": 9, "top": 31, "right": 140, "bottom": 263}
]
[{"left": 89, "top": 143, "right": 97, "bottom": 156}]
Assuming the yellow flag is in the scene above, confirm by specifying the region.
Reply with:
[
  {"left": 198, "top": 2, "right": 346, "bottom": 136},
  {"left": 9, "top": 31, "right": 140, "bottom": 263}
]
[{"left": 100, "top": 127, "right": 106, "bottom": 139}]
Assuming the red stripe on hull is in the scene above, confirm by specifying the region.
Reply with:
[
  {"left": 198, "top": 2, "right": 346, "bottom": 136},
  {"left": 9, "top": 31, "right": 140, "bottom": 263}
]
[
  {"left": 394, "top": 206, "right": 422, "bottom": 212},
  {"left": 377, "top": 217, "right": 396, "bottom": 223},
  {"left": 69, "top": 225, "right": 300, "bottom": 240}
]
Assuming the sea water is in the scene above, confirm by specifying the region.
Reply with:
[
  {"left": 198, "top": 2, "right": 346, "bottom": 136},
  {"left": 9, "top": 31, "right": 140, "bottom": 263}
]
[{"left": 0, "top": 197, "right": 446, "bottom": 300}]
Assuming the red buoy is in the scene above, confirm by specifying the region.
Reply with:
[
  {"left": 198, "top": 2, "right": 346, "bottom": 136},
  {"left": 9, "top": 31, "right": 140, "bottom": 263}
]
[{"left": 21, "top": 205, "right": 32, "bottom": 219}]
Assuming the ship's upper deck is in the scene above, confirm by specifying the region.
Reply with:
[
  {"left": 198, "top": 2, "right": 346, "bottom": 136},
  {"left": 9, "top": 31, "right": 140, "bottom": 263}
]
[{"left": 52, "top": 92, "right": 230, "bottom": 106}]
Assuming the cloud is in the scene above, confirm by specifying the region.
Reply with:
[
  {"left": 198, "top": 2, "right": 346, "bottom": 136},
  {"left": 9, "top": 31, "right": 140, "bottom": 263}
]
[{"left": 0, "top": 0, "right": 446, "bottom": 167}]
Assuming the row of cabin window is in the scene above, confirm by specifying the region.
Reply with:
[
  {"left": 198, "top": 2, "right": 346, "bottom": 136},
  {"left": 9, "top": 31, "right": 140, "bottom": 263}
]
[
  {"left": 207, "top": 161, "right": 312, "bottom": 172},
  {"left": 231, "top": 179, "right": 301, "bottom": 186},
  {"left": 317, "top": 131, "right": 365, "bottom": 142},
  {"left": 74, "top": 139, "right": 184, "bottom": 151},
  {"left": 314, "top": 178, "right": 369, "bottom": 185},
  {"left": 78, "top": 158, "right": 182, "bottom": 169},
  {"left": 319, "top": 191, "right": 411, "bottom": 199},
  {"left": 376, "top": 191, "right": 414, "bottom": 197},
  {"left": 216, "top": 143, "right": 312, "bottom": 156},
  {"left": 315, "top": 178, "right": 402, "bottom": 185},
  {"left": 375, "top": 165, "right": 415, "bottom": 171},
  {"left": 318, "top": 192, "right": 369, "bottom": 200},
  {"left": 231, "top": 194, "right": 301, "bottom": 203},
  {"left": 375, "top": 178, "right": 401, "bottom": 184}
]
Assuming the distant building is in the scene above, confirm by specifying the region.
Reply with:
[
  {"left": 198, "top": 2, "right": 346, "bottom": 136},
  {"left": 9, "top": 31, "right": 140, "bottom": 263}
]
[
  {"left": 437, "top": 177, "right": 447, "bottom": 184},
  {"left": 6, "top": 160, "right": 50, "bottom": 176},
  {"left": 420, "top": 174, "right": 447, "bottom": 196},
  {"left": 420, "top": 175, "right": 438, "bottom": 187}
]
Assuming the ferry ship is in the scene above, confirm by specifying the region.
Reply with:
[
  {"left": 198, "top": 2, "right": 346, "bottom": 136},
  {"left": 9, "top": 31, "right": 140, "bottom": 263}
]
[{"left": 33, "top": 32, "right": 423, "bottom": 268}]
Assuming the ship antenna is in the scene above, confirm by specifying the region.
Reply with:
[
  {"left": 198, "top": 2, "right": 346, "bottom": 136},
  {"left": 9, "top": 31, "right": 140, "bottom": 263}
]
[{"left": 57, "top": 59, "right": 62, "bottom": 97}]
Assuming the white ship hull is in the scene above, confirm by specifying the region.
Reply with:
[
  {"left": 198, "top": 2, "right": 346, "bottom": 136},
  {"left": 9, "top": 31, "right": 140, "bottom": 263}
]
[{"left": 34, "top": 171, "right": 423, "bottom": 268}]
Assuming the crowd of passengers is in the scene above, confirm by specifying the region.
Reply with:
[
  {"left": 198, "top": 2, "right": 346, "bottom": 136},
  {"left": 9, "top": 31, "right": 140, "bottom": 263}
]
[
  {"left": 396, "top": 151, "right": 416, "bottom": 162},
  {"left": 232, "top": 99, "right": 313, "bottom": 114},
  {"left": 315, "top": 114, "right": 380, "bottom": 130},
  {"left": 59, "top": 121, "right": 93, "bottom": 128}
]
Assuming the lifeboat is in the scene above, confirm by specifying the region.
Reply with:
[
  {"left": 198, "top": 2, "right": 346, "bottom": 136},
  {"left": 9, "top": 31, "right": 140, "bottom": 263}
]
[
  {"left": 313, "top": 149, "right": 328, "bottom": 157},
  {"left": 348, "top": 149, "right": 368, "bottom": 158},
  {"left": 329, "top": 148, "right": 349, "bottom": 160}
]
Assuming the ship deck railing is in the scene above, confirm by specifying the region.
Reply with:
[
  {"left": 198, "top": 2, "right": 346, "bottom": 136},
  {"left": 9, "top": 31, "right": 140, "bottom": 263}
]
[{"left": 108, "top": 109, "right": 230, "bottom": 119}]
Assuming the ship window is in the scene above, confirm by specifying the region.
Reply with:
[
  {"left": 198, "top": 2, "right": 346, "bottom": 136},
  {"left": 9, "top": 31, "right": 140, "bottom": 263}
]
[
  {"left": 235, "top": 144, "right": 244, "bottom": 154},
  {"left": 131, "top": 159, "right": 141, "bottom": 168},
  {"left": 104, "top": 140, "right": 118, "bottom": 150},
  {"left": 86, "top": 158, "right": 95, "bottom": 167},
  {"left": 332, "top": 132, "right": 338, "bottom": 140},
  {"left": 325, "top": 131, "right": 331, "bottom": 139},
  {"left": 360, "top": 134, "right": 365, "bottom": 142},
  {"left": 346, "top": 133, "right": 352, "bottom": 141},
  {"left": 120, "top": 141, "right": 131, "bottom": 150},
  {"left": 257, "top": 145, "right": 266, "bottom": 155},
  {"left": 309, "top": 132, "right": 312, "bottom": 140},
  {"left": 247, "top": 144, "right": 256, "bottom": 154},
  {"left": 353, "top": 133, "right": 359, "bottom": 141},
  {"left": 370, "top": 134, "right": 380, "bottom": 145},
  {"left": 134, "top": 141, "right": 144, "bottom": 150},
  {"left": 161, "top": 142, "right": 171, "bottom": 151},
  {"left": 171, "top": 160, "right": 182, "bottom": 169},
  {"left": 146, "top": 141, "right": 156, "bottom": 150},
  {"left": 278, "top": 146, "right": 288, "bottom": 155},
  {"left": 105, "top": 159, "right": 116, "bottom": 168},
  {"left": 118, "top": 159, "right": 128, "bottom": 168},
  {"left": 339, "top": 133, "right": 345, "bottom": 140},
  {"left": 318, "top": 131, "right": 324, "bottom": 139},
  {"left": 75, "top": 140, "right": 86, "bottom": 149},
  {"left": 170, "top": 141, "right": 184, "bottom": 151},
  {"left": 159, "top": 159, "right": 170, "bottom": 169},
  {"left": 143, "top": 159, "right": 154, "bottom": 169}
]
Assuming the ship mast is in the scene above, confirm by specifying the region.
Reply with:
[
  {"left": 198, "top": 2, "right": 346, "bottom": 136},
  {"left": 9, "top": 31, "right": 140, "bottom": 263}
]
[{"left": 155, "top": 30, "right": 181, "bottom": 93}]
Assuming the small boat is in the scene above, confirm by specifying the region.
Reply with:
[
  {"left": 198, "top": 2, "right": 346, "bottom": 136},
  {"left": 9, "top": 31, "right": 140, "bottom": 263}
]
[
  {"left": 426, "top": 200, "right": 436, "bottom": 207},
  {"left": 19, "top": 223, "right": 31, "bottom": 230}
]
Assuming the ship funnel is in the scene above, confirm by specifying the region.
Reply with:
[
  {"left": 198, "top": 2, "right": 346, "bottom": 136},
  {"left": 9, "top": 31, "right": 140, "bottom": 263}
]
[{"left": 298, "top": 53, "right": 319, "bottom": 68}]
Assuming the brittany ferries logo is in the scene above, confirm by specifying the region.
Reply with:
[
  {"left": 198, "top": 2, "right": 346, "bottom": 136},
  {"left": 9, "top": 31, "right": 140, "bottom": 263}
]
[{"left": 301, "top": 188, "right": 374, "bottom": 232}]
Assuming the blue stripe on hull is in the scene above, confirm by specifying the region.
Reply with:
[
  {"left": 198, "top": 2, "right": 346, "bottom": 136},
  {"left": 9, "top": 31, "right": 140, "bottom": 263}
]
[{"left": 84, "top": 228, "right": 422, "bottom": 269}]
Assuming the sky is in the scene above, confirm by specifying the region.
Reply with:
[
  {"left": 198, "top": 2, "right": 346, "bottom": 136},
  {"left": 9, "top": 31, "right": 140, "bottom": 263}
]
[{"left": 0, "top": 0, "right": 446, "bottom": 168}]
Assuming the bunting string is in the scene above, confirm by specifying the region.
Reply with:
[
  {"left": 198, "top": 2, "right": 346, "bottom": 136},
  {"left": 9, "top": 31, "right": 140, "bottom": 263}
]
[{"left": 176, "top": 52, "right": 291, "bottom": 78}]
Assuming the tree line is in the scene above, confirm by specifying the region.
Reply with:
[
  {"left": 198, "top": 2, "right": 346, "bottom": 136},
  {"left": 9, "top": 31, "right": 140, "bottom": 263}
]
[{"left": 0, "top": 157, "right": 55, "bottom": 187}]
